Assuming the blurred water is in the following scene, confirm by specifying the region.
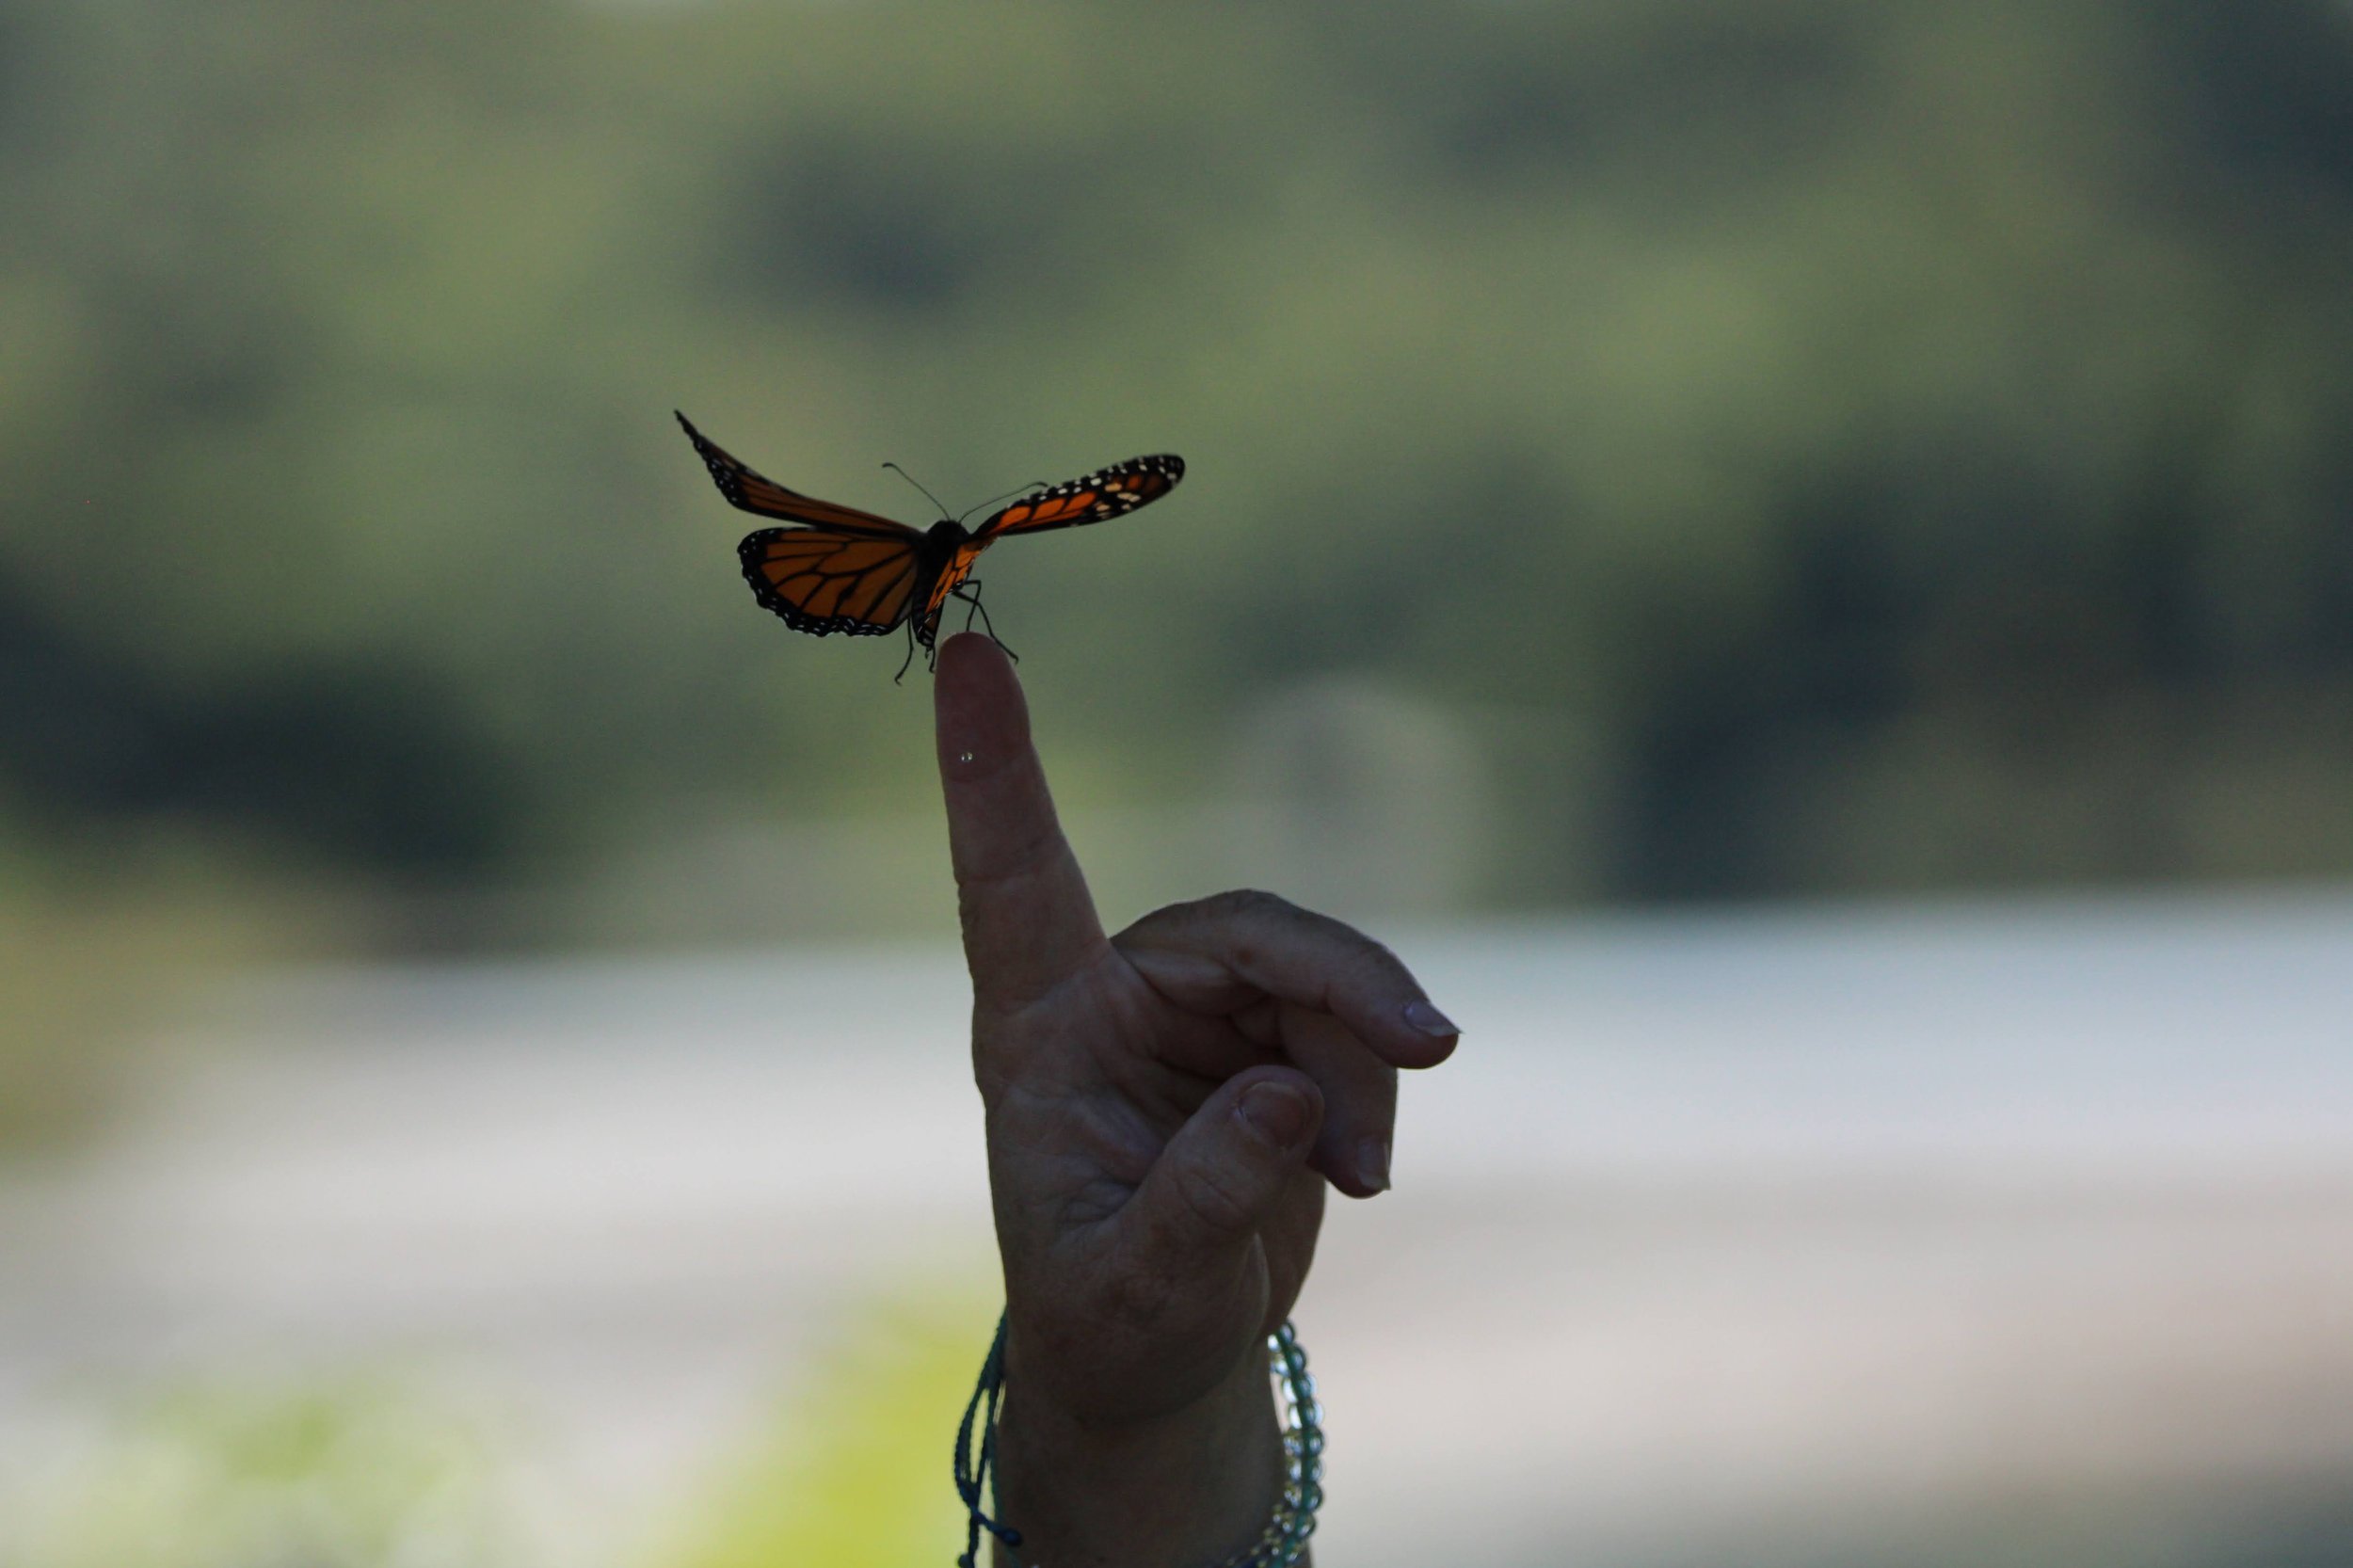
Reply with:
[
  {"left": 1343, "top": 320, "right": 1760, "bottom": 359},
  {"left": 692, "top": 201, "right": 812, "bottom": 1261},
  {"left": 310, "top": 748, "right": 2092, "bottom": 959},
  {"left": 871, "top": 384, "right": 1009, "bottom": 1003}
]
[
  {"left": 1405, "top": 889, "right": 2353, "bottom": 1179},
  {"left": 2, "top": 890, "right": 2350, "bottom": 1565}
]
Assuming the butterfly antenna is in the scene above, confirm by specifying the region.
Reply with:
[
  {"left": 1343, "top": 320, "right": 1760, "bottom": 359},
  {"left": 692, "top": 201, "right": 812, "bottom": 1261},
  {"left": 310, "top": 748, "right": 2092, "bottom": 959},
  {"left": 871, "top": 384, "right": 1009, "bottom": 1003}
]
[
  {"left": 956, "top": 480, "right": 1053, "bottom": 526},
  {"left": 881, "top": 461, "right": 953, "bottom": 522}
]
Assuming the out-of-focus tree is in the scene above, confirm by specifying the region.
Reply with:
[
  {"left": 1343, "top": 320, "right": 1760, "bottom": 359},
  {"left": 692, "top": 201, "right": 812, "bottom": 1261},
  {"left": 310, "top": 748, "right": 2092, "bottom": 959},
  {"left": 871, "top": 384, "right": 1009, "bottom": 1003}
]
[{"left": 3, "top": 0, "right": 2350, "bottom": 905}]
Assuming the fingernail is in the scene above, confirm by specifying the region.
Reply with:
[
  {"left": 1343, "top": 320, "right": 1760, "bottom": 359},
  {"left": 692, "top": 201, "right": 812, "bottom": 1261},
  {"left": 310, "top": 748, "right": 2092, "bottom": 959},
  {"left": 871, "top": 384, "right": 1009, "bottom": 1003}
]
[
  {"left": 1356, "top": 1134, "right": 1391, "bottom": 1192},
  {"left": 1404, "top": 1000, "right": 1459, "bottom": 1037},
  {"left": 1237, "top": 1082, "right": 1312, "bottom": 1149}
]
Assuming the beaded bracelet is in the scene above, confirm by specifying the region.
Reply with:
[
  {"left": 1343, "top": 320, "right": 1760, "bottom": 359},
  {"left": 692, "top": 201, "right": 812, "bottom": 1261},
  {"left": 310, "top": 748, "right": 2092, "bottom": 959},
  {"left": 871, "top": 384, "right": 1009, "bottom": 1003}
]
[{"left": 953, "top": 1313, "right": 1323, "bottom": 1568}]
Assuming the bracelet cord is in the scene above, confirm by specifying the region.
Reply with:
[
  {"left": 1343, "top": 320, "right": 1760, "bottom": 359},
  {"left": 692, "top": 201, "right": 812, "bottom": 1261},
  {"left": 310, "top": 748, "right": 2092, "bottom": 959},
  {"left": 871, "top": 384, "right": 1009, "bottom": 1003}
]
[
  {"left": 953, "top": 1314, "right": 1323, "bottom": 1568},
  {"left": 952, "top": 1313, "right": 1021, "bottom": 1568}
]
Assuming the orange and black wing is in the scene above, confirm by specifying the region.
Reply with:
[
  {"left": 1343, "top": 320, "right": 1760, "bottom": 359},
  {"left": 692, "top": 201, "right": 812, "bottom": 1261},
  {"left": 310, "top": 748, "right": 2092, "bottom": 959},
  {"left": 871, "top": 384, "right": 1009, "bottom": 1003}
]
[
  {"left": 678, "top": 411, "right": 919, "bottom": 539},
  {"left": 679, "top": 411, "right": 931, "bottom": 637},
  {"left": 738, "top": 528, "right": 924, "bottom": 637},
  {"left": 972, "top": 454, "right": 1184, "bottom": 540}
]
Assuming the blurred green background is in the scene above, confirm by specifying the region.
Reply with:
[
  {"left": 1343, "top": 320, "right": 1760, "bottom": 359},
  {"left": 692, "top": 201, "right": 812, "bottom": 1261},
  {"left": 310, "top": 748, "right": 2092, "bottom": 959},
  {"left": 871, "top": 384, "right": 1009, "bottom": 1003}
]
[
  {"left": 8, "top": 0, "right": 2353, "bottom": 922},
  {"left": 6, "top": 1, "right": 2353, "bottom": 1564},
  {"left": 2, "top": 1285, "right": 978, "bottom": 1568}
]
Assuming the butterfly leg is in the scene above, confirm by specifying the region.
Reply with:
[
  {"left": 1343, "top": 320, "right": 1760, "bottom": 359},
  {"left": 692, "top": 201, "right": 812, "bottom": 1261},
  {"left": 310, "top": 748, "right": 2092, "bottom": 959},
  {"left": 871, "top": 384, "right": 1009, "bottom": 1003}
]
[
  {"left": 894, "top": 620, "right": 920, "bottom": 684},
  {"left": 953, "top": 580, "right": 1017, "bottom": 663}
]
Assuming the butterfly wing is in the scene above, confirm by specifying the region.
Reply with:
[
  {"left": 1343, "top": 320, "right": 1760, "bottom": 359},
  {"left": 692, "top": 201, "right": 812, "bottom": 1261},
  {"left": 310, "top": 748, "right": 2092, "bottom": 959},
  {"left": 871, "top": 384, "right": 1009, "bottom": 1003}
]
[
  {"left": 685, "top": 420, "right": 1186, "bottom": 654},
  {"left": 972, "top": 455, "right": 1184, "bottom": 540},
  {"left": 919, "top": 454, "right": 1184, "bottom": 646},
  {"left": 738, "top": 528, "right": 924, "bottom": 637},
  {"left": 679, "top": 412, "right": 920, "bottom": 538},
  {"left": 680, "top": 412, "right": 932, "bottom": 637}
]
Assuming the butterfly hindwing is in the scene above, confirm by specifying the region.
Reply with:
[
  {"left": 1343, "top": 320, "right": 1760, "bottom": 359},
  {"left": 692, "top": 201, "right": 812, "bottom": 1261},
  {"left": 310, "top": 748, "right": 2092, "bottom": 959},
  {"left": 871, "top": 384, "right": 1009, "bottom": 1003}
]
[
  {"left": 974, "top": 454, "right": 1184, "bottom": 539},
  {"left": 739, "top": 528, "right": 922, "bottom": 637}
]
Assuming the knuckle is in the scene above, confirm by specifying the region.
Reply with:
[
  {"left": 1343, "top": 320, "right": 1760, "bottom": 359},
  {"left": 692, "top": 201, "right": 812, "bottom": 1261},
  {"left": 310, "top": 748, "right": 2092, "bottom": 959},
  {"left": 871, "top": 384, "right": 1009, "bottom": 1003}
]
[
  {"left": 1119, "top": 898, "right": 1190, "bottom": 938},
  {"left": 1211, "top": 887, "right": 1289, "bottom": 920}
]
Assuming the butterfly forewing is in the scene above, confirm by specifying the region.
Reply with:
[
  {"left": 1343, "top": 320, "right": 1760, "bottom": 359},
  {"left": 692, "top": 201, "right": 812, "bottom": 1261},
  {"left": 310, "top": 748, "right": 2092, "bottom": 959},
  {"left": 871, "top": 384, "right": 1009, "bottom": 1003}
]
[
  {"left": 974, "top": 455, "right": 1184, "bottom": 539},
  {"left": 680, "top": 412, "right": 920, "bottom": 538},
  {"left": 739, "top": 529, "right": 921, "bottom": 636}
]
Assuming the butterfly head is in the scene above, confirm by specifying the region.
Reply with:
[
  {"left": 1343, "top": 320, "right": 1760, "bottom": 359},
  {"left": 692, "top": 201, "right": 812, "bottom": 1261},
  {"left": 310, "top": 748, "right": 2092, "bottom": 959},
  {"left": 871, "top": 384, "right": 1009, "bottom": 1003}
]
[{"left": 926, "top": 517, "right": 973, "bottom": 548}]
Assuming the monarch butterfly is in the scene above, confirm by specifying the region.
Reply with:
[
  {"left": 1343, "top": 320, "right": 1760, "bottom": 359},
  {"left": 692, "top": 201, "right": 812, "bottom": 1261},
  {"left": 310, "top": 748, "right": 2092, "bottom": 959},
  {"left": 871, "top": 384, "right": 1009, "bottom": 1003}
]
[{"left": 677, "top": 412, "right": 1184, "bottom": 679}]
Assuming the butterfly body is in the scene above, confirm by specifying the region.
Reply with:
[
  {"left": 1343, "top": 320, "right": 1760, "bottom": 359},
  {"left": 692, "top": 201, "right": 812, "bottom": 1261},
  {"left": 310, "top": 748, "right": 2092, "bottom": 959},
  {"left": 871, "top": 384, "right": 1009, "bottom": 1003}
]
[{"left": 679, "top": 411, "right": 1181, "bottom": 670}]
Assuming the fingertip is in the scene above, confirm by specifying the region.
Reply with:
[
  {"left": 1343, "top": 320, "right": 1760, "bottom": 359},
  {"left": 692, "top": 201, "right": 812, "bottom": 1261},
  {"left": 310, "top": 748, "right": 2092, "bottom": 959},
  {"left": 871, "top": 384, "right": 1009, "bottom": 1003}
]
[
  {"left": 1389, "top": 1000, "right": 1462, "bottom": 1066},
  {"left": 1404, "top": 999, "right": 1458, "bottom": 1037},
  {"left": 934, "top": 632, "right": 1026, "bottom": 777},
  {"left": 1234, "top": 1076, "right": 1320, "bottom": 1152},
  {"left": 935, "top": 629, "right": 1009, "bottom": 682},
  {"left": 1309, "top": 1128, "right": 1394, "bottom": 1199}
]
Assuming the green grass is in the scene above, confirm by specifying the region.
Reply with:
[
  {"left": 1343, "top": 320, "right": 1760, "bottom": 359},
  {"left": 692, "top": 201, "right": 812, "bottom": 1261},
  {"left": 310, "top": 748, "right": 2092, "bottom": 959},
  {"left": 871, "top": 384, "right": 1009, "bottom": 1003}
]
[
  {"left": 658, "top": 1283, "right": 999, "bottom": 1568},
  {"left": 0, "top": 1277, "right": 1000, "bottom": 1568},
  {"left": 2, "top": 1373, "right": 522, "bottom": 1568}
]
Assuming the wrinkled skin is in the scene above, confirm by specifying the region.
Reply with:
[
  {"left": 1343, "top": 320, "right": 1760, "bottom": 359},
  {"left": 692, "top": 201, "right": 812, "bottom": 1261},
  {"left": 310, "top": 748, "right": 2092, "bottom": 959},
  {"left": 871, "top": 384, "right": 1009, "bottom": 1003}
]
[{"left": 934, "top": 633, "right": 1460, "bottom": 1566}]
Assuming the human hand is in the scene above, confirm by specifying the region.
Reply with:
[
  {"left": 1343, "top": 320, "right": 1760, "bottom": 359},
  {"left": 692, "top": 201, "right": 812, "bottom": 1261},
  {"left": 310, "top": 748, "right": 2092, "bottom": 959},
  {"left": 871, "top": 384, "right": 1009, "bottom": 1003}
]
[{"left": 934, "top": 633, "right": 1459, "bottom": 1565}]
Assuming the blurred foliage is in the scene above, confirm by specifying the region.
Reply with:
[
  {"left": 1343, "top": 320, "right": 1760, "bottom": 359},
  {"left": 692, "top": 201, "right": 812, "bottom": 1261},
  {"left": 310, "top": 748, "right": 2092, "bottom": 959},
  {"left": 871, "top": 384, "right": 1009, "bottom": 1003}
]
[
  {"left": 0, "top": 893, "right": 144, "bottom": 1150},
  {"left": 0, "top": 869, "right": 357, "bottom": 1152},
  {"left": 4, "top": 0, "right": 2353, "bottom": 906},
  {"left": 1, "top": 1374, "right": 522, "bottom": 1568},
  {"left": 0, "top": 1285, "right": 991, "bottom": 1568},
  {"left": 657, "top": 1288, "right": 987, "bottom": 1568}
]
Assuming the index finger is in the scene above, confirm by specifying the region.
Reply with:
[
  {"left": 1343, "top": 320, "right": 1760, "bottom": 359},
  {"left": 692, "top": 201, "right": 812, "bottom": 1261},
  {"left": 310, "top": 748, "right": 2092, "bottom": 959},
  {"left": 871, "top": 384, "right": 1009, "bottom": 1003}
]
[{"left": 934, "top": 632, "right": 1108, "bottom": 1010}]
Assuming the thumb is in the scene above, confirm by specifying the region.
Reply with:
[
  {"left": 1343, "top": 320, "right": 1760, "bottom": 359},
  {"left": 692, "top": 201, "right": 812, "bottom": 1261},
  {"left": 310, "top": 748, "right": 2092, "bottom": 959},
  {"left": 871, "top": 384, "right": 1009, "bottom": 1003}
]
[{"left": 1127, "top": 1067, "right": 1323, "bottom": 1272}]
